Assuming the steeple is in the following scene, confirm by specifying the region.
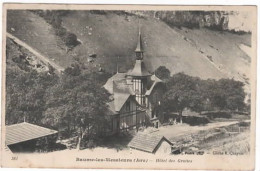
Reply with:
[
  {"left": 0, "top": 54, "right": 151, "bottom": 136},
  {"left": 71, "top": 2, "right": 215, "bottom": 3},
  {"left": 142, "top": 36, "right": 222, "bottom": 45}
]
[
  {"left": 116, "top": 56, "right": 119, "bottom": 73},
  {"left": 135, "top": 25, "right": 144, "bottom": 60},
  {"left": 128, "top": 25, "right": 150, "bottom": 106}
]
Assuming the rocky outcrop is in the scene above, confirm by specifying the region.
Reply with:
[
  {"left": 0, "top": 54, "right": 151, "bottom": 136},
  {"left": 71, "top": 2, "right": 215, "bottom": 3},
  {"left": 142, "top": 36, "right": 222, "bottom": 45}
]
[{"left": 127, "top": 11, "right": 250, "bottom": 32}]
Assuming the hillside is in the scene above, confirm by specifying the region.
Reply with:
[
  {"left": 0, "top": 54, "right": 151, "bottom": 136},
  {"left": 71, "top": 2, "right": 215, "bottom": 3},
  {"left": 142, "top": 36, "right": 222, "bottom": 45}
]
[{"left": 6, "top": 10, "right": 252, "bottom": 91}]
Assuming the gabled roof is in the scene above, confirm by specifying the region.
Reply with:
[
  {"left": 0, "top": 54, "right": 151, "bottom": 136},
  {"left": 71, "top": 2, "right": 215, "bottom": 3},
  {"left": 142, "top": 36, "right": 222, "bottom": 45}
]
[
  {"left": 104, "top": 73, "right": 137, "bottom": 114},
  {"left": 103, "top": 72, "right": 126, "bottom": 94},
  {"left": 145, "top": 74, "right": 163, "bottom": 96},
  {"left": 107, "top": 81, "right": 135, "bottom": 113},
  {"left": 6, "top": 122, "right": 58, "bottom": 146},
  {"left": 127, "top": 60, "right": 151, "bottom": 77},
  {"left": 113, "top": 80, "right": 135, "bottom": 95},
  {"left": 128, "top": 133, "right": 173, "bottom": 153},
  {"left": 114, "top": 93, "right": 131, "bottom": 112},
  {"left": 108, "top": 93, "right": 139, "bottom": 114},
  {"left": 151, "top": 74, "right": 163, "bottom": 82}
]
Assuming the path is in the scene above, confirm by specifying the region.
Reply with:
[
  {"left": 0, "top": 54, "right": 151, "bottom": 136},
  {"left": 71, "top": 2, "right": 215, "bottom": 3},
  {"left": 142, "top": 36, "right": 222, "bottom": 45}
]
[
  {"left": 6, "top": 32, "right": 64, "bottom": 73},
  {"left": 150, "top": 120, "right": 250, "bottom": 141}
]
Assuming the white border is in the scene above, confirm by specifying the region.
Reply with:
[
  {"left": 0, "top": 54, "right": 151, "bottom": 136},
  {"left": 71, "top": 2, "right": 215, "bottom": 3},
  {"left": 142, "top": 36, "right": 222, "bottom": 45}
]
[{"left": 0, "top": 1, "right": 259, "bottom": 171}]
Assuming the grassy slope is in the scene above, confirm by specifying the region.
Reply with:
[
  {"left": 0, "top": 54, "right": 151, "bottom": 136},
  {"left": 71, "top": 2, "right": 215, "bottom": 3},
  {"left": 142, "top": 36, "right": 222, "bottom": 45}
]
[
  {"left": 7, "top": 10, "right": 251, "bottom": 85},
  {"left": 62, "top": 11, "right": 251, "bottom": 83},
  {"left": 6, "top": 38, "right": 26, "bottom": 72},
  {"left": 7, "top": 10, "right": 73, "bottom": 68}
]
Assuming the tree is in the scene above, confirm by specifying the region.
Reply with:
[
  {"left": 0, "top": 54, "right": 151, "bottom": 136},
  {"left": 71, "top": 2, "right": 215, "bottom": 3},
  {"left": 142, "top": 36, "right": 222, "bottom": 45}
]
[
  {"left": 64, "top": 63, "right": 81, "bottom": 76},
  {"left": 202, "top": 78, "right": 246, "bottom": 111},
  {"left": 6, "top": 69, "right": 58, "bottom": 125},
  {"left": 154, "top": 66, "right": 171, "bottom": 81},
  {"left": 162, "top": 73, "right": 197, "bottom": 123},
  {"left": 63, "top": 32, "right": 78, "bottom": 49},
  {"left": 43, "top": 67, "right": 110, "bottom": 146},
  {"left": 188, "top": 78, "right": 205, "bottom": 114},
  {"left": 217, "top": 79, "right": 246, "bottom": 111}
]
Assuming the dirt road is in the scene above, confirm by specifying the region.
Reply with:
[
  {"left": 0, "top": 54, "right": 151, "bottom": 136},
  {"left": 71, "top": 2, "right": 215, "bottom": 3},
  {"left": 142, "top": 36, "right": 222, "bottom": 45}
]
[
  {"left": 6, "top": 32, "right": 64, "bottom": 73},
  {"left": 151, "top": 120, "right": 249, "bottom": 141}
]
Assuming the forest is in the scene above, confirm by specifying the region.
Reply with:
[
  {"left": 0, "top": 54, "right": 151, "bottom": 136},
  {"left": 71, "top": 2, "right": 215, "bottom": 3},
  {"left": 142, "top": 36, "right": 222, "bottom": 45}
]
[
  {"left": 155, "top": 66, "right": 249, "bottom": 123},
  {"left": 6, "top": 56, "right": 249, "bottom": 143}
]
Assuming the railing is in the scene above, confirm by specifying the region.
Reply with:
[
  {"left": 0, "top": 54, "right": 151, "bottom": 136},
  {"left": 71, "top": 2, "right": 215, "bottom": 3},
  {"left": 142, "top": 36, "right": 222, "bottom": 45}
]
[{"left": 119, "top": 110, "right": 147, "bottom": 131}]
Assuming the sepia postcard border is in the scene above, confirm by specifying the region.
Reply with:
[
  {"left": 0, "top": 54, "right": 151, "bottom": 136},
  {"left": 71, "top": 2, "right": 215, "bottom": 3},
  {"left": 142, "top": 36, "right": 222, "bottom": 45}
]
[{"left": 1, "top": 4, "right": 257, "bottom": 170}]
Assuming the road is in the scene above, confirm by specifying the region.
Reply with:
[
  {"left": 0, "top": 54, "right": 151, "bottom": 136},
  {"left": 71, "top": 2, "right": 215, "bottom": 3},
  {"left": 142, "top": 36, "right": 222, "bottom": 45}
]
[
  {"left": 148, "top": 120, "right": 250, "bottom": 142},
  {"left": 6, "top": 32, "right": 64, "bottom": 73}
]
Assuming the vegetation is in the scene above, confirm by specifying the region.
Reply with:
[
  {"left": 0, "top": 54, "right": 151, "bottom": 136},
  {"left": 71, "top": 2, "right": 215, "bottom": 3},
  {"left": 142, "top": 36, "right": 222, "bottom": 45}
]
[
  {"left": 154, "top": 66, "right": 171, "bottom": 81},
  {"left": 43, "top": 64, "right": 110, "bottom": 140},
  {"left": 6, "top": 69, "right": 58, "bottom": 125},
  {"left": 30, "top": 10, "right": 80, "bottom": 50},
  {"left": 156, "top": 65, "right": 247, "bottom": 123},
  {"left": 6, "top": 14, "right": 249, "bottom": 147},
  {"left": 6, "top": 52, "right": 111, "bottom": 146},
  {"left": 7, "top": 10, "right": 251, "bottom": 79},
  {"left": 163, "top": 73, "right": 198, "bottom": 123}
]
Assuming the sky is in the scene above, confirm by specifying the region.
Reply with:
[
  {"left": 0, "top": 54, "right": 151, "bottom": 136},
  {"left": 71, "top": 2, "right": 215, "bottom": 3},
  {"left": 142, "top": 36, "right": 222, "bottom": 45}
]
[{"left": 228, "top": 11, "right": 254, "bottom": 32}]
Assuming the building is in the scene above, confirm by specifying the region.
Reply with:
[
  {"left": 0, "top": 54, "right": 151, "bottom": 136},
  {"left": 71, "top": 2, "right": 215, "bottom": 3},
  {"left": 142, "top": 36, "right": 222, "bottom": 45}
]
[
  {"left": 128, "top": 133, "right": 173, "bottom": 154},
  {"left": 5, "top": 122, "right": 58, "bottom": 152},
  {"left": 104, "top": 29, "right": 165, "bottom": 133}
]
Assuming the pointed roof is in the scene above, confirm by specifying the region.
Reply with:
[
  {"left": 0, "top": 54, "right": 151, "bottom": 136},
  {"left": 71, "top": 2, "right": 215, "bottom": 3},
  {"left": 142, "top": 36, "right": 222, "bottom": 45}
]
[
  {"left": 127, "top": 60, "right": 151, "bottom": 77},
  {"left": 135, "top": 29, "right": 143, "bottom": 53}
]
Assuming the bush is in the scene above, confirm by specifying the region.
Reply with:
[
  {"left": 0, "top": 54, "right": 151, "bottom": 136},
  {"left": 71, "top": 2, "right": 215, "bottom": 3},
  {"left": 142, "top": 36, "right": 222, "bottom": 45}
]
[
  {"left": 62, "top": 32, "right": 78, "bottom": 48},
  {"left": 204, "top": 112, "right": 232, "bottom": 119},
  {"left": 80, "top": 138, "right": 98, "bottom": 150},
  {"left": 183, "top": 116, "right": 210, "bottom": 126},
  {"left": 238, "top": 121, "right": 250, "bottom": 127},
  {"left": 31, "top": 10, "right": 80, "bottom": 49},
  {"left": 55, "top": 27, "right": 66, "bottom": 37}
]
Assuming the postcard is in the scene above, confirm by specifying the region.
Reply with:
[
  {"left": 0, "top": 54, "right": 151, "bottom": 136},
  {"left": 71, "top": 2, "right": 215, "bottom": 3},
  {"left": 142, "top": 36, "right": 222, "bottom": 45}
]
[{"left": 1, "top": 4, "right": 257, "bottom": 170}]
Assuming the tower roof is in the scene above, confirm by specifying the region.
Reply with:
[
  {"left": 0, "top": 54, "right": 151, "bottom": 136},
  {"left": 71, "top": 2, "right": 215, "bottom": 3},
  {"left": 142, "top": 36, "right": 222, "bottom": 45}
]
[
  {"left": 127, "top": 60, "right": 151, "bottom": 77},
  {"left": 135, "top": 29, "right": 143, "bottom": 53}
]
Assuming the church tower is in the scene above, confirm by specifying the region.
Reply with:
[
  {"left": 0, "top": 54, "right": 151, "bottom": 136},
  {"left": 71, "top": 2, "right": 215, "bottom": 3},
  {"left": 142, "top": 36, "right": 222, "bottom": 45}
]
[{"left": 127, "top": 28, "right": 151, "bottom": 106}]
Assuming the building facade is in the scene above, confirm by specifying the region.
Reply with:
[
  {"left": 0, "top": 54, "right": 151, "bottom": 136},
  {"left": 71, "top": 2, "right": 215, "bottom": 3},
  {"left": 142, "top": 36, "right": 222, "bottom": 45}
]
[{"left": 104, "top": 30, "right": 165, "bottom": 133}]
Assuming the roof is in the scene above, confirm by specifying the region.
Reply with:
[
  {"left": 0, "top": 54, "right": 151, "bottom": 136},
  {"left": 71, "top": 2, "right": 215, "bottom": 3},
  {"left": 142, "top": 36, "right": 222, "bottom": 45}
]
[
  {"left": 6, "top": 122, "right": 58, "bottom": 146},
  {"left": 145, "top": 75, "right": 163, "bottom": 96},
  {"left": 113, "top": 80, "right": 135, "bottom": 95},
  {"left": 135, "top": 30, "right": 143, "bottom": 52},
  {"left": 114, "top": 93, "right": 131, "bottom": 112},
  {"left": 151, "top": 74, "right": 163, "bottom": 82},
  {"left": 104, "top": 73, "right": 137, "bottom": 114},
  {"left": 127, "top": 60, "right": 151, "bottom": 77},
  {"left": 107, "top": 101, "right": 118, "bottom": 115},
  {"left": 108, "top": 94, "right": 139, "bottom": 114},
  {"left": 103, "top": 72, "right": 126, "bottom": 94},
  {"left": 128, "top": 133, "right": 173, "bottom": 153}
]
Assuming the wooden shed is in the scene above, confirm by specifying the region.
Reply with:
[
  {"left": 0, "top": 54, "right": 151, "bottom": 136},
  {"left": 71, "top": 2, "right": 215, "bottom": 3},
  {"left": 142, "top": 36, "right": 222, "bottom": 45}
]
[
  {"left": 128, "top": 133, "right": 173, "bottom": 154},
  {"left": 5, "top": 122, "right": 58, "bottom": 152}
]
